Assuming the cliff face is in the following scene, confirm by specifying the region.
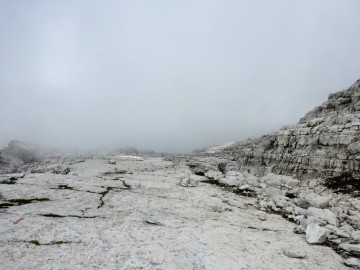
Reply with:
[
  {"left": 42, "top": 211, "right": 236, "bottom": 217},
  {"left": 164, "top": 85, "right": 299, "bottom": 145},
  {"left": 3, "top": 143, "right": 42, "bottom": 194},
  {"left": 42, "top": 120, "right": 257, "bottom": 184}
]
[{"left": 220, "top": 79, "right": 360, "bottom": 179}]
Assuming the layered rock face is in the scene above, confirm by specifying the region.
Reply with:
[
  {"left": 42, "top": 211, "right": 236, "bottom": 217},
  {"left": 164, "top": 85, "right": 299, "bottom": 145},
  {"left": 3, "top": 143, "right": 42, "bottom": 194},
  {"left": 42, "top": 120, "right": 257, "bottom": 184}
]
[{"left": 219, "top": 79, "right": 360, "bottom": 180}]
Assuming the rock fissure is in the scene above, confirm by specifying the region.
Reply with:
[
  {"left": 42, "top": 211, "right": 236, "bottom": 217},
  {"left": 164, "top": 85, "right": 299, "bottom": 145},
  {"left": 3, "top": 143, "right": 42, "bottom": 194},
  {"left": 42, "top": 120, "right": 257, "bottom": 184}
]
[
  {"left": 1, "top": 240, "right": 78, "bottom": 246},
  {"left": 0, "top": 198, "right": 50, "bottom": 209},
  {"left": 97, "top": 184, "right": 131, "bottom": 209},
  {"left": 40, "top": 214, "right": 100, "bottom": 219}
]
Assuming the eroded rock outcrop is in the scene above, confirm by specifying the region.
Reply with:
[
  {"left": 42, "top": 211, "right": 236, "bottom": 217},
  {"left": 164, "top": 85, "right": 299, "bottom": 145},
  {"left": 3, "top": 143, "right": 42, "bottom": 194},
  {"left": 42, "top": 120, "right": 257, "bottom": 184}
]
[
  {"left": 173, "top": 79, "right": 360, "bottom": 268},
  {"left": 207, "top": 80, "right": 360, "bottom": 181}
]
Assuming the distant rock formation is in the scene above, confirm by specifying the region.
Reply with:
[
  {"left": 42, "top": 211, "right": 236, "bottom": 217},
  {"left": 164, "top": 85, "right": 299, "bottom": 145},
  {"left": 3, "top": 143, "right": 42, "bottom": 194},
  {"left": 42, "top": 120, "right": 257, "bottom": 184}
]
[
  {"left": 214, "top": 79, "right": 360, "bottom": 180},
  {"left": 0, "top": 140, "right": 40, "bottom": 167},
  {"left": 5, "top": 140, "right": 41, "bottom": 163}
]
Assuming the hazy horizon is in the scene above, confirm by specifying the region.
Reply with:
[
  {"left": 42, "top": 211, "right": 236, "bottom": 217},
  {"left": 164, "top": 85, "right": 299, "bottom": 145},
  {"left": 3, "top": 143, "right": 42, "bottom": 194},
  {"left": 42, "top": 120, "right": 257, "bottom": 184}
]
[{"left": 1, "top": 1, "right": 360, "bottom": 152}]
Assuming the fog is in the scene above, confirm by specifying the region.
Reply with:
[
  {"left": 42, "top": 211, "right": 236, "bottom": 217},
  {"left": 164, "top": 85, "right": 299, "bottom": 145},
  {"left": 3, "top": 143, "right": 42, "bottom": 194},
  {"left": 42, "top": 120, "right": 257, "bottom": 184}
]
[{"left": 1, "top": 1, "right": 360, "bottom": 152}]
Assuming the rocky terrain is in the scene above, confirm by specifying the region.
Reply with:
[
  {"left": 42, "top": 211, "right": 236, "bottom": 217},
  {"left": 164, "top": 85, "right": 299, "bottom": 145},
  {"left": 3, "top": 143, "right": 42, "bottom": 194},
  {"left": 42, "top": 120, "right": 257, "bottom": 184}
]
[
  {"left": 0, "top": 156, "right": 350, "bottom": 269},
  {"left": 1, "top": 80, "right": 360, "bottom": 269},
  {"left": 210, "top": 79, "right": 360, "bottom": 181}
]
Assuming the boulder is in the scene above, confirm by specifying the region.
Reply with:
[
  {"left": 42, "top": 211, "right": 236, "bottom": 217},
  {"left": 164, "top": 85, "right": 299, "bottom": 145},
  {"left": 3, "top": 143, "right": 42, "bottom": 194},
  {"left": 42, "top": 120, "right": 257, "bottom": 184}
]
[
  {"left": 306, "top": 223, "right": 329, "bottom": 244},
  {"left": 4, "top": 140, "right": 41, "bottom": 164},
  {"left": 306, "top": 207, "right": 338, "bottom": 226},
  {"left": 304, "top": 193, "right": 331, "bottom": 209}
]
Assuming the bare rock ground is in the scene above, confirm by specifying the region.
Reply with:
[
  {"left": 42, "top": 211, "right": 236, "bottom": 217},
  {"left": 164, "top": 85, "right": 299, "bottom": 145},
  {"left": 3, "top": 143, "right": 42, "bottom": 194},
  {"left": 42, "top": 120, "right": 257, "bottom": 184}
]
[{"left": 0, "top": 156, "right": 349, "bottom": 269}]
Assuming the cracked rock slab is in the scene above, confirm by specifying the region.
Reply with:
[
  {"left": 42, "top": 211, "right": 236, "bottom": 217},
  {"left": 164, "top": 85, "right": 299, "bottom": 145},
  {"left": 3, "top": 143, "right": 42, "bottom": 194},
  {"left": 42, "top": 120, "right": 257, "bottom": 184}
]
[{"left": 0, "top": 157, "right": 351, "bottom": 270}]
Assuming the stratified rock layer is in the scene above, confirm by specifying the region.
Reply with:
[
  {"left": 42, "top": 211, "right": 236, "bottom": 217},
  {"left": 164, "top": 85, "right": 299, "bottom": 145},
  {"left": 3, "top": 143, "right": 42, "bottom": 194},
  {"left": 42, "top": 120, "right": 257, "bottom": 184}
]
[{"left": 218, "top": 80, "right": 360, "bottom": 180}]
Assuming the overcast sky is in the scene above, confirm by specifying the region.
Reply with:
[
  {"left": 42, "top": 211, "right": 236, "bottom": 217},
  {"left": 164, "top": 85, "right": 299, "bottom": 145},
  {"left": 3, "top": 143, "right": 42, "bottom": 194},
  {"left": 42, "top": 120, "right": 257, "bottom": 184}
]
[{"left": 1, "top": 1, "right": 360, "bottom": 152}]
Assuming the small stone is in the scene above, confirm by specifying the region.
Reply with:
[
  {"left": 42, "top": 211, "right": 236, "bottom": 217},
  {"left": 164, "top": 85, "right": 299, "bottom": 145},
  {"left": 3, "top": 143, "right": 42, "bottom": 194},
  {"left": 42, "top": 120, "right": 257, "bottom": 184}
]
[
  {"left": 211, "top": 205, "right": 223, "bottom": 213},
  {"left": 344, "top": 257, "right": 360, "bottom": 268},
  {"left": 294, "top": 207, "right": 307, "bottom": 215},
  {"left": 239, "top": 184, "right": 250, "bottom": 190},
  {"left": 258, "top": 212, "right": 267, "bottom": 221},
  {"left": 108, "top": 159, "right": 116, "bottom": 165},
  {"left": 294, "top": 225, "right": 305, "bottom": 234},
  {"left": 338, "top": 243, "right": 360, "bottom": 252},
  {"left": 283, "top": 246, "right": 306, "bottom": 259},
  {"left": 305, "top": 193, "right": 331, "bottom": 209},
  {"left": 294, "top": 197, "right": 310, "bottom": 208},
  {"left": 329, "top": 238, "right": 342, "bottom": 245},
  {"left": 351, "top": 230, "right": 360, "bottom": 241},
  {"left": 325, "top": 225, "right": 351, "bottom": 238},
  {"left": 306, "top": 207, "right": 337, "bottom": 226},
  {"left": 306, "top": 223, "right": 329, "bottom": 244},
  {"left": 309, "top": 179, "right": 318, "bottom": 188}
]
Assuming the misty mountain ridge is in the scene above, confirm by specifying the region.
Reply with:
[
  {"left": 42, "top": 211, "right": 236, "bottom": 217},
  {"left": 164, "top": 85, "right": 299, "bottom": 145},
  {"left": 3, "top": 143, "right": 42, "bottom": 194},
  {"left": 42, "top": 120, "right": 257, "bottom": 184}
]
[{"left": 0, "top": 80, "right": 360, "bottom": 176}]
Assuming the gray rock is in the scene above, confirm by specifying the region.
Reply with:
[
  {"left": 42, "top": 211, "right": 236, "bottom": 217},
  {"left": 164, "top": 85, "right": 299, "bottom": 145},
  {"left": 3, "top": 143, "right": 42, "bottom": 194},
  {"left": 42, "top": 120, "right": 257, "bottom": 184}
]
[
  {"left": 306, "top": 207, "right": 338, "bottom": 226},
  {"left": 325, "top": 225, "right": 351, "bottom": 238},
  {"left": 108, "top": 159, "right": 116, "bottom": 164},
  {"left": 239, "top": 184, "right": 250, "bottom": 190},
  {"left": 265, "top": 187, "right": 283, "bottom": 199},
  {"left": 304, "top": 193, "right": 331, "bottom": 209},
  {"left": 344, "top": 257, "right": 360, "bottom": 268},
  {"left": 338, "top": 243, "right": 360, "bottom": 252},
  {"left": 294, "top": 225, "right": 305, "bottom": 234},
  {"left": 283, "top": 246, "right": 306, "bottom": 259},
  {"left": 5, "top": 140, "right": 41, "bottom": 164},
  {"left": 306, "top": 223, "right": 329, "bottom": 244},
  {"left": 211, "top": 205, "right": 223, "bottom": 213},
  {"left": 178, "top": 173, "right": 198, "bottom": 187},
  {"left": 351, "top": 230, "right": 360, "bottom": 241},
  {"left": 205, "top": 80, "right": 360, "bottom": 182}
]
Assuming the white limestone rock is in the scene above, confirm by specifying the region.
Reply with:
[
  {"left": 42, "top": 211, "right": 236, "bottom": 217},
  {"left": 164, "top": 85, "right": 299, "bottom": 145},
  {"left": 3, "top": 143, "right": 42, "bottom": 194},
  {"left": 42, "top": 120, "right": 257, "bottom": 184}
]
[
  {"left": 304, "top": 193, "right": 331, "bottom": 209},
  {"left": 283, "top": 246, "right": 306, "bottom": 259},
  {"left": 306, "top": 223, "right": 329, "bottom": 244},
  {"left": 338, "top": 243, "right": 360, "bottom": 252},
  {"left": 344, "top": 257, "right": 360, "bottom": 268},
  {"left": 325, "top": 225, "right": 351, "bottom": 239},
  {"left": 306, "top": 207, "right": 338, "bottom": 226},
  {"left": 265, "top": 187, "right": 284, "bottom": 199},
  {"left": 0, "top": 156, "right": 352, "bottom": 270},
  {"left": 351, "top": 230, "right": 360, "bottom": 242}
]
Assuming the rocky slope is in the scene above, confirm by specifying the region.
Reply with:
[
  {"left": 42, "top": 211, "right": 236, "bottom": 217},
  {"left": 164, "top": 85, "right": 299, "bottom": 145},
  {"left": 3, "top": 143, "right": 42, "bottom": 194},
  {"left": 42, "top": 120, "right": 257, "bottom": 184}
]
[
  {"left": 172, "top": 79, "right": 360, "bottom": 268},
  {"left": 0, "top": 156, "right": 350, "bottom": 269},
  {"left": 212, "top": 79, "right": 360, "bottom": 181},
  {"left": 2, "top": 80, "right": 360, "bottom": 269}
]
